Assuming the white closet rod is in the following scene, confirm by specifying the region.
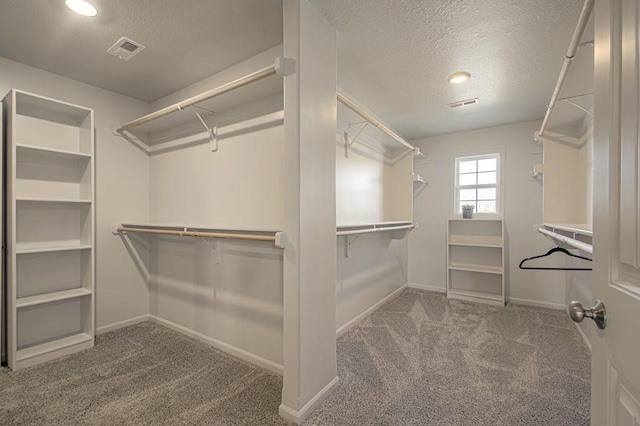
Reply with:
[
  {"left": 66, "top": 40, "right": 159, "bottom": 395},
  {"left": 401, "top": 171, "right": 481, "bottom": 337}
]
[
  {"left": 116, "top": 226, "right": 279, "bottom": 244},
  {"left": 118, "top": 65, "right": 278, "bottom": 132},
  {"left": 336, "top": 224, "right": 415, "bottom": 236},
  {"left": 536, "top": 0, "right": 595, "bottom": 142},
  {"left": 538, "top": 227, "right": 593, "bottom": 254},
  {"left": 337, "top": 92, "right": 415, "bottom": 152}
]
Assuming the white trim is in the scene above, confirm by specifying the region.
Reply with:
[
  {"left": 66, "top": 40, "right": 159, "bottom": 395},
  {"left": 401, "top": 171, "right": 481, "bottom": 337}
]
[
  {"left": 279, "top": 376, "right": 340, "bottom": 424},
  {"left": 568, "top": 310, "right": 592, "bottom": 351},
  {"left": 148, "top": 315, "right": 282, "bottom": 375},
  {"left": 407, "top": 283, "right": 447, "bottom": 293},
  {"left": 508, "top": 297, "right": 565, "bottom": 310},
  {"left": 336, "top": 284, "right": 407, "bottom": 337},
  {"left": 96, "top": 314, "right": 150, "bottom": 335}
]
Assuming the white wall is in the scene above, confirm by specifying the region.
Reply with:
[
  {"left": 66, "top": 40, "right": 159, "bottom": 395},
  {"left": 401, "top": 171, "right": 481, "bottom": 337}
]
[
  {"left": 0, "top": 57, "right": 151, "bottom": 330},
  {"left": 567, "top": 132, "right": 594, "bottom": 346},
  {"left": 335, "top": 134, "right": 409, "bottom": 330},
  {"left": 409, "top": 120, "right": 567, "bottom": 308},
  {"left": 132, "top": 47, "right": 287, "bottom": 371}
]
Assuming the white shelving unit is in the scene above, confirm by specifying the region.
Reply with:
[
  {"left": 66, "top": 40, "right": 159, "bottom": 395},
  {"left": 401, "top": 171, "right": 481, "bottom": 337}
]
[
  {"left": 3, "top": 89, "right": 95, "bottom": 370},
  {"left": 447, "top": 219, "right": 505, "bottom": 306}
]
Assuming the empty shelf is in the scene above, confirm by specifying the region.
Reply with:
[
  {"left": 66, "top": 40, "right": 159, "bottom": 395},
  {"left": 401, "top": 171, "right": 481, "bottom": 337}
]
[
  {"left": 447, "top": 288, "right": 504, "bottom": 303},
  {"left": 16, "top": 242, "right": 93, "bottom": 255},
  {"left": 16, "top": 288, "right": 92, "bottom": 308},
  {"left": 16, "top": 197, "right": 92, "bottom": 204},
  {"left": 17, "top": 333, "right": 93, "bottom": 362},
  {"left": 448, "top": 263, "right": 503, "bottom": 275},
  {"left": 16, "top": 143, "right": 91, "bottom": 159},
  {"left": 447, "top": 236, "right": 503, "bottom": 247}
]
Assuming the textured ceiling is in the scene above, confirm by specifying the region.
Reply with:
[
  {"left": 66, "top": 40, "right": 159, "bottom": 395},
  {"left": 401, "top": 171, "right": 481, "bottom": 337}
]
[
  {"left": 0, "top": 0, "right": 591, "bottom": 139},
  {"left": 0, "top": 0, "right": 283, "bottom": 102},
  {"left": 309, "top": 0, "right": 591, "bottom": 139}
]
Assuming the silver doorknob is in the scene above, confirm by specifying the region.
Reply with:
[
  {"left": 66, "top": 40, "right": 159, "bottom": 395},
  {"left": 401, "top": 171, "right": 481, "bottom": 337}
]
[{"left": 569, "top": 300, "right": 606, "bottom": 330}]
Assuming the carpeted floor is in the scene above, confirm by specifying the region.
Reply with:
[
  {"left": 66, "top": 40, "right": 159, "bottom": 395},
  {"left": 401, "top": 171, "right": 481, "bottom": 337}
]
[
  {"left": 0, "top": 289, "right": 590, "bottom": 425},
  {"left": 307, "top": 289, "right": 591, "bottom": 425},
  {"left": 0, "top": 322, "right": 289, "bottom": 426}
]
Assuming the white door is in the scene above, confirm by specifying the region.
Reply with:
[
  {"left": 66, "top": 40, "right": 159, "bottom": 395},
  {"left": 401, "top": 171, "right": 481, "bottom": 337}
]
[{"left": 591, "top": 0, "right": 640, "bottom": 424}]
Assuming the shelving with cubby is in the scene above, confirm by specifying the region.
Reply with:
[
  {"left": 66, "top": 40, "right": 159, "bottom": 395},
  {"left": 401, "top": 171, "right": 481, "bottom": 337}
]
[
  {"left": 447, "top": 218, "right": 504, "bottom": 306},
  {"left": 4, "top": 89, "right": 95, "bottom": 370}
]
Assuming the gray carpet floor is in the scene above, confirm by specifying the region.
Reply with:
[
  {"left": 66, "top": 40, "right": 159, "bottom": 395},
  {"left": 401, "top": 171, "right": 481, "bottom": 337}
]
[
  {"left": 0, "top": 289, "right": 590, "bottom": 425},
  {"left": 307, "top": 289, "right": 591, "bottom": 425}
]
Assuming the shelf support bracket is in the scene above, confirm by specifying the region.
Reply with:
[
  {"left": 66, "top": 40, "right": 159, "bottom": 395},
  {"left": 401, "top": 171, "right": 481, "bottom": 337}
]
[
  {"left": 344, "top": 122, "right": 369, "bottom": 158},
  {"left": 344, "top": 234, "right": 362, "bottom": 257},
  {"left": 190, "top": 106, "right": 218, "bottom": 152}
]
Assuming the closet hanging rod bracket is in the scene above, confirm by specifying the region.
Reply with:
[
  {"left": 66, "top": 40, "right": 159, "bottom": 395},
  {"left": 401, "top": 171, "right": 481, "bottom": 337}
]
[{"left": 275, "top": 57, "right": 296, "bottom": 77}]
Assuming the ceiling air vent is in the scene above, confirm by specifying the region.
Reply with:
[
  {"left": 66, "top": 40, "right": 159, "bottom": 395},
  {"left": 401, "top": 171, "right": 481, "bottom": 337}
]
[
  {"left": 107, "top": 37, "right": 145, "bottom": 60},
  {"left": 448, "top": 97, "right": 480, "bottom": 109}
]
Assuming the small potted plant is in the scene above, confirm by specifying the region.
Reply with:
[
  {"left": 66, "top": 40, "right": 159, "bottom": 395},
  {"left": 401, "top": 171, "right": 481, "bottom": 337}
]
[{"left": 462, "top": 204, "right": 475, "bottom": 219}]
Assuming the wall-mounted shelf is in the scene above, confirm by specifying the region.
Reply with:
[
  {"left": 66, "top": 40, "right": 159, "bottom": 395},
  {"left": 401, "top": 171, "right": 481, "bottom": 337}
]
[
  {"left": 538, "top": 223, "right": 593, "bottom": 254},
  {"left": 336, "top": 221, "right": 415, "bottom": 236},
  {"left": 447, "top": 219, "right": 505, "bottom": 306},
  {"left": 113, "top": 223, "right": 285, "bottom": 248},
  {"left": 117, "top": 65, "right": 283, "bottom": 152},
  {"left": 4, "top": 89, "right": 95, "bottom": 370},
  {"left": 337, "top": 91, "right": 416, "bottom": 160}
]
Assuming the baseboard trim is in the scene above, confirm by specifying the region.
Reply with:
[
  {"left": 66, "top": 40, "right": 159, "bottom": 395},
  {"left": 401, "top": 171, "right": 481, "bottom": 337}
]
[
  {"left": 567, "top": 309, "right": 592, "bottom": 351},
  {"left": 148, "top": 315, "right": 283, "bottom": 375},
  {"left": 508, "top": 297, "right": 565, "bottom": 311},
  {"left": 96, "top": 314, "right": 150, "bottom": 335},
  {"left": 279, "top": 376, "right": 340, "bottom": 424},
  {"left": 407, "top": 283, "right": 446, "bottom": 293},
  {"left": 336, "top": 284, "right": 407, "bottom": 338}
]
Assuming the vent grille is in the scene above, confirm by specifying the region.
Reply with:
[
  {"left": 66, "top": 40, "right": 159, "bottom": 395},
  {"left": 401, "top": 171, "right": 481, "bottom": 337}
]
[
  {"left": 107, "top": 37, "right": 145, "bottom": 60},
  {"left": 448, "top": 97, "right": 480, "bottom": 109}
]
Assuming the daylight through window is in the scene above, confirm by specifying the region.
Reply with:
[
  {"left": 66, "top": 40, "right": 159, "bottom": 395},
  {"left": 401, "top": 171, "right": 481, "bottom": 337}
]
[{"left": 454, "top": 154, "right": 500, "bottom": 215}]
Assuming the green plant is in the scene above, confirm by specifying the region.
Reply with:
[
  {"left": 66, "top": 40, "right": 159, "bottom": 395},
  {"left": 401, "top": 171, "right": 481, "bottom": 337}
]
[{"left": 462, "top": 204, "right": 475, "bottom": 210}]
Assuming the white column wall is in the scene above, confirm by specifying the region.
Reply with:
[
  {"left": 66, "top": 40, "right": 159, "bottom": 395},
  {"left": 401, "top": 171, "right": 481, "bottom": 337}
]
[
  {"left": 281, "top": 0, "right": 339, "bottom": 422},
  {"left": 409, "top": 120, "right": 567, "bottom": 308},
  {"left": 0, "top": 56, "right": 151, "bottom": 331}
]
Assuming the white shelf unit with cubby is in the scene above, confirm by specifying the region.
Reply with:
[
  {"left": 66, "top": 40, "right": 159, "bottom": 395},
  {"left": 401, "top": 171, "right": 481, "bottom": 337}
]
[
  {"left": 447, "top": 218, "right": 505, "bottom": 306},
  {"left": 3, "top": 89, "right": 95, "bottom": 370}
]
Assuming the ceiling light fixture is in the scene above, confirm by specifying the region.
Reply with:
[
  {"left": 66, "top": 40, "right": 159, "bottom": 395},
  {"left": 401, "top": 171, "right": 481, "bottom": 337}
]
[
  {"left": 65, "top": 0, "right": 98, "bottom": 17},
  {"left": 448, "top": 72, "right": 471, "bottom": 84}
]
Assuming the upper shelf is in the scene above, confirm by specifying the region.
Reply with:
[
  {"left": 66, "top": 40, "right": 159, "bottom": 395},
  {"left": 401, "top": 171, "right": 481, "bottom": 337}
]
[
  {"left": 118, "top": 65, "right": 283, "bottom": 146},
  {"left": 337, "top": 92, "right": 416, "bottom": 160},
  {"left": 14, "top": 90, "right": 92, "bottom": 127},
  {"left": 536, "top": 1, "right": 594, "bottom": 143}
]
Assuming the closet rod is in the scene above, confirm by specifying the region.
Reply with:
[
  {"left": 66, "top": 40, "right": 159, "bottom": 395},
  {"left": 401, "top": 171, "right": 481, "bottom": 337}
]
[
  {"left": 337, "top": 92, "right": 415, "bottom": 152},
  {"left": 118, "top": 65, "right": 278, "bottom": 132},
  {"left": 538, "top": 227, "right": 593, "bottom": 254},
  {"left": 116, "top": 226, "right": 277, "bottom": 243},
  {"left": 536, "top": 0, "right": 595, "bottom": 142},
  {"left": 336, "top": 224, "right": 414, "bottom": 236}
]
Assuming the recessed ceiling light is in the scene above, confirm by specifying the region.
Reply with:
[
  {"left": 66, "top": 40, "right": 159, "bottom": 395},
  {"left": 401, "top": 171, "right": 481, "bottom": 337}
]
[
  {"left": 448, "top": 72, "right": 471, "bottom": 84},
  {"left": 65, "top": 0, "right": 98, "bottom": 17}
]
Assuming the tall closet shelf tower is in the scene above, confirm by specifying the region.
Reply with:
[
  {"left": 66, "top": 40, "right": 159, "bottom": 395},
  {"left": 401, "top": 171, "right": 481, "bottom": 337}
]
[
  {"left": 447, "top": 218, "right": 505, "bottom": 306},
  {"left": 3, "top": 89, "right": 95, "bottom": 371}
]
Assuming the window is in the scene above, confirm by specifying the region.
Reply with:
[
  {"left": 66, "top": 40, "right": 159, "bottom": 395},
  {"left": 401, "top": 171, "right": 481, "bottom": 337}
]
[{"left": 454, "top": 153, "right": 501, "bottom": 215}]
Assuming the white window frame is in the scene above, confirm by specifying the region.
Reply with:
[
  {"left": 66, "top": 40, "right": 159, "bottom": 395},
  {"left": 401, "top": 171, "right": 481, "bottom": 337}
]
[{"left": 452, "top": 151, "right": 504, "bottom": 218}]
